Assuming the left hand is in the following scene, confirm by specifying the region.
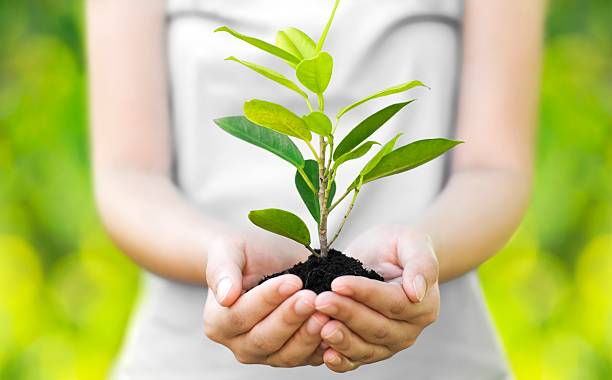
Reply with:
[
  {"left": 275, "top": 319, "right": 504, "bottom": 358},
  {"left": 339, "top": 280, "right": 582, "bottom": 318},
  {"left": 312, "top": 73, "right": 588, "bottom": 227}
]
[{"left": 315, "top": 225, "right": 440, "bottom": 372}]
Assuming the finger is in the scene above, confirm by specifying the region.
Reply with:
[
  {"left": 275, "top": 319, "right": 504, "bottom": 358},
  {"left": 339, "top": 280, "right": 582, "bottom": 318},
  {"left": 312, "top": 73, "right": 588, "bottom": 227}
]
[
  {"left": 209, "top": 274, "right": 302, "bottom": 337},
  {"left": 321, "top": 320, "right": 392, "bottom": 364},
  {"left": 397, "top": 231, "right": 439, "bottom": 303},
  {"left": 206, "top": 238, "right": 245, "bottom": 306},
  {"left": 315, "top": 291, "right": 415, "bottom": 347},
  {"left": 239, "top": 289, "right": 316, "bottom": 356},
  {"left": 265, "top": 311, "right": 329, "bottom": 367},
  {"left": 307, "top": 346, "right": 326, "bottom": 366},
  {"left": 323, "top": 348, "right": 360, "bottom": 373},
  {"left": 331, "top": 276, "right": 424, "bottom": 320}
]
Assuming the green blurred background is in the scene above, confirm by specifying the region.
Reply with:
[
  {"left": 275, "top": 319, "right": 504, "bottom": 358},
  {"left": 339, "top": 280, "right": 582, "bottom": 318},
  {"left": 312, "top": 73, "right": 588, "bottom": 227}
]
[{"left": 0, "top": 1, "right": 610, "bottom": 379}]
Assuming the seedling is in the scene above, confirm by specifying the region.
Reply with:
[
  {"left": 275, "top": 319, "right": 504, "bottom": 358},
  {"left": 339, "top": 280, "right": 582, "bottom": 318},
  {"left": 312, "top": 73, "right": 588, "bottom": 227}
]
[{"left": 213, "top": 0, "right": 461, "bottom": 264}]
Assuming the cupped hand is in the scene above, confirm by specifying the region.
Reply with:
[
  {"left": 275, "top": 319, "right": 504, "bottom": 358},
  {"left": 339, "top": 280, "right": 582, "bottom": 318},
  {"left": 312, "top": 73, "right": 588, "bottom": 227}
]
[
  {"left": 204, "top": 231, "right": 328, "bottom": 367},
  {"left": 315, "top": 225, "right": 440, "bottom": 372}
]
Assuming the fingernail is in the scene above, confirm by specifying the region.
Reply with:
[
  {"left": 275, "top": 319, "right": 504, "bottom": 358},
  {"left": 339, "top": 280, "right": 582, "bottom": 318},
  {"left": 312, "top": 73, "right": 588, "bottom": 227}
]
[
  {"left": 316, "top": 303, "right": 338, "bottom": 315},
  {"left": 413, "top": 274, "right": 427, "bottom": 303},
  {"left": 216, "top": 277, "right": 232, "bottom": 303},
  {"left": 295, "top": 298, "right": 314, "bottom": 316},
  {"left": 279, "top": 280, "right": 300, "bottom": 296},
  {"left": 329, "top": 354, "right": 341, "bottom": 366},
  {"left": 306, "top": 317, "right": 323, "bottom": 335},
  {"left": 325, "top": 329, "right": 343, "bottom": 344}
]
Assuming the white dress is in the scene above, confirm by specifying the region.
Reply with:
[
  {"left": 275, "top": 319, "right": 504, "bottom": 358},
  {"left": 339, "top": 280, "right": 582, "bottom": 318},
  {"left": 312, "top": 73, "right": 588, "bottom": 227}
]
[{"left": 111, "top": 0, "right": 512, "bottom": 378}]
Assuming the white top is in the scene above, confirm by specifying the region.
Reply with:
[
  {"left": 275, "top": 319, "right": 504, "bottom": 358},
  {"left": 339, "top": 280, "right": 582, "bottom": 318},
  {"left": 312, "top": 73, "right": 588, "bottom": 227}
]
[{"left": 111, "top": 0, "right": 512, "bottom": 378}]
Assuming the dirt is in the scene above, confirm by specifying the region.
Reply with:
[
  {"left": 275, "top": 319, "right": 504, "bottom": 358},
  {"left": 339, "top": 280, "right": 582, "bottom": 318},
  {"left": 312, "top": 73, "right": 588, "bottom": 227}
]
[{"left": 259, "top": 249, "right": 384, "bottom": 294}]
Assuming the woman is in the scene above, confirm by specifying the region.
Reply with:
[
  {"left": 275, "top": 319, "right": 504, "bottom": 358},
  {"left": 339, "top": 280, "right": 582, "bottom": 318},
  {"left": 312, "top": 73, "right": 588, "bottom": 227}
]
[{"left": 87, "top": 0, "right": 545, "bottom": 378}]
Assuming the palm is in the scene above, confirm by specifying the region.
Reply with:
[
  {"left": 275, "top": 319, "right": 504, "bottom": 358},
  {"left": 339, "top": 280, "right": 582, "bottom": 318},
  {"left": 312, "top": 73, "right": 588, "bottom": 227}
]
[
  {"left": 241, "top": 230, "right": 311, "bottom": 289},
  {"left": 343, "top": 225, "right": 411, "bottom": 282}
]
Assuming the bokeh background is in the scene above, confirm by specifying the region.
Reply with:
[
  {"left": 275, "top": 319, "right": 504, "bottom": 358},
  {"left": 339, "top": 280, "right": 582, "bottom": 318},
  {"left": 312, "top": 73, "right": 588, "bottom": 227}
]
[{"left": 1, "top": 1, "right": 610, "bottom": 379}]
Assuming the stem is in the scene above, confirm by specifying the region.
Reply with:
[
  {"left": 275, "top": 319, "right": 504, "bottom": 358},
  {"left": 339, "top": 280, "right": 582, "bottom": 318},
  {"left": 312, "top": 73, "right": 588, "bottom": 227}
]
[
  {"left": 316, "top": 0, "right": 341, "bottom": 52},
  {"left": 318, "top": 135, "right": 330, "bottom": 258},
  {"left": 297, "top": 166, "right": 317, "bottom": 194},
  {"left": 317, "top": 93, "right": 325, "bottom": 113},
  {"left": 329, "top": 188, "right": 359, "bottom": 247},
  {"left": 329, "top": 186, "right": 351, "bottom": 211},
  {"left": 305, "top": 245, "right": 319, "bottom": 257},
  {"left": 305, "top": 97, "right": 314, "bottom": 112},
  {"left": 305, "top": 140, "right": 320, "bottom": 162}
]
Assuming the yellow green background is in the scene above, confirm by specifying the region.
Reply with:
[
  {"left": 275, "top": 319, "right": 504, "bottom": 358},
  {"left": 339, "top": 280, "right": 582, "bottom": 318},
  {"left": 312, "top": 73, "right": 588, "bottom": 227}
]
[{"left": 1, "top": 1, "right": 610, "bottom": 379}]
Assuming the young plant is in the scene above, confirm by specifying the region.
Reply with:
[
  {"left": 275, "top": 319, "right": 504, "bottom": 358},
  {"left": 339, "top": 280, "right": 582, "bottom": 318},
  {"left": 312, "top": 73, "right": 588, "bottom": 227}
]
[{"left": 213, "top": 0, "right": 461, "bottom": 259}]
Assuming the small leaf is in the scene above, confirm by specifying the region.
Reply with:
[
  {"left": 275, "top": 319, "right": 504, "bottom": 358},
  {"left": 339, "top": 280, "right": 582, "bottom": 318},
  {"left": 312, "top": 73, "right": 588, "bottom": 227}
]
[
  {"left": 333, "top": 141, "right": 380, "bottom": 168},
  {"left": 214, "top": 116, "right": 305, "bottom": 168},
  {"left": 303, "top": 111, "right": 332, "bottom": 136},
  {"left": 360, "top": 133, "right": 403, "bottom": 178},
  {"left": 276, "top": 27, "right": 317, "bottom": 61},
  {"left": 244, "top": 99, "right": 312, "bottom": 142},
  {"left": 248, "top": 208, "right": 311, "bottom": 246},
  {"left": 334, "top": 101, "right": 415, "bottom": 160},
  {"left": 215, "top": 26, "right": 300, "bottom": 66},
  {"left": 337, "top": 80, "right": 428, "bottom": 119},
  {"left": 225, "top": 56, "right": 308, "bottom": 100},
  {"left": 360, "top": 138, "right": 463, "bottom": 185},
  {"left": 296, "top": 52, "right": 333, "bottom": 94},
  {"left": 295, "top": 160, "right": 336, "bottom": 223}
]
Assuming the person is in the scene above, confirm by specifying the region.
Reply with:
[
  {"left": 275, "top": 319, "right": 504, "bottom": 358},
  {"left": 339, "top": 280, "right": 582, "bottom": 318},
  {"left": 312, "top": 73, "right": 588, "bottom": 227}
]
[{"left": 86, "top": 0, "right": 546, "bottom": 378}]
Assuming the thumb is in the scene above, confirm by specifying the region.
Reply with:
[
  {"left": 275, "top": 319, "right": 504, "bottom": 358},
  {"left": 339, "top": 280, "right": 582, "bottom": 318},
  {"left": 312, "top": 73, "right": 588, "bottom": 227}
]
[
  {"left": 397, "top": 230, "right": 439, "bottom": 304},
  {"left": 205, "top": 237, "right": 245, "bottom": 307}
]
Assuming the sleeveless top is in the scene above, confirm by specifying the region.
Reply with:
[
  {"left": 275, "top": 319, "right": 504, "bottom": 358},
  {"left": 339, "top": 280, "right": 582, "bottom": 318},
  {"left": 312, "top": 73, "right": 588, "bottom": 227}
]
[{"left": 111, "top": 1, "right": 512, "bottom": 379}]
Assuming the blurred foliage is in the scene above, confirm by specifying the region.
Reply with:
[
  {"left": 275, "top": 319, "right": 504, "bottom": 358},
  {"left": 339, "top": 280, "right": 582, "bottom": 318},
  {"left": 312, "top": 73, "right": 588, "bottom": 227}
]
[{"left": 0, "top": 0, "right": 610, "bottom": 379}]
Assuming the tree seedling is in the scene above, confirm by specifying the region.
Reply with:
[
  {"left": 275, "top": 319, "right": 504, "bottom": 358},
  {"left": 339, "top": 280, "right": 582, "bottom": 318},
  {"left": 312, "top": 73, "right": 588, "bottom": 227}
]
[{"left": 213, "top": 0, "right": 461, "bottom": 291}]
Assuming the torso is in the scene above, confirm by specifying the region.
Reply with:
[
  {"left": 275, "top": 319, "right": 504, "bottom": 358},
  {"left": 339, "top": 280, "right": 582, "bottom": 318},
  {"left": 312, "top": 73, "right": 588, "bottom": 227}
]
[{"left": 111, "top": 1, "right": 512, "bottom": 378}]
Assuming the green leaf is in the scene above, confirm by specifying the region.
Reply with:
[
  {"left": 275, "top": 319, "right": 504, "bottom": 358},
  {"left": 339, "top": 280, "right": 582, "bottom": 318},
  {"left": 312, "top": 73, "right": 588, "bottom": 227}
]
[
  {"left": 360, "top": 133, "right": 403, "bottom": 177},
  {"left": 225, "top": 56, "right": 308, "bottom": 100},
  {"left": 215, "top": 26, "right": 300, "bottom": 66},
  {"left": 333, "top": 101, "right": 415, "bottom": 160},
  {"left": 276, "top": 27, "right": 317, "bottom": 61},
  {"left": 244, "top": 99, "right": 312, "bottom": 142},
  {"left": 296, "top": 52, "right": 333, "bottom": 94},
  {"left": 214, "top": 116, "right": 305, "bottom": 168},
  {"left": 360, "top": 138, "right": 463, "bottom": 185},
  {"left": 248, "top": 208, "right": 311, "bottom": 246},
  {"left": 333, "top": 141, "right": 380, "bottom": 169},
  {"left": 295, "top": 160, "right": 336, "bottom": 223},
  {"left": 303, "top": 111, "right": 332, "bottom": 136},
  {"left": 337, "top": 80, "right": 428, "bottom": 119}
]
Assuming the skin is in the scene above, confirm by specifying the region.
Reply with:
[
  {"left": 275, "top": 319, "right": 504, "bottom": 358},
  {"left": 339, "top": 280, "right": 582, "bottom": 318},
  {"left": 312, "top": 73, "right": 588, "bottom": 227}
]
[{"left": 87, "top": 0, "right": 546, "bottom": 372}]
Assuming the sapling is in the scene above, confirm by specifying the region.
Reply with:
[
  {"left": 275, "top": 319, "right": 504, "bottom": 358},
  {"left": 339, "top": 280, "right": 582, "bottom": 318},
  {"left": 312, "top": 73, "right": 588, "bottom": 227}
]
[{"left": 213, "top": 0, "right": 461, "bottom": 291}]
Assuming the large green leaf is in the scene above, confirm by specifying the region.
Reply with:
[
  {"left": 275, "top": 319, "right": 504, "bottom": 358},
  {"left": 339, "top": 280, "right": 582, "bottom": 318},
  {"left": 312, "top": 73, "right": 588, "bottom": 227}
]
[
  {"left": 214, "top": 26, "right": 300, "bottom": 66},
  {"left": 334, "top": 101, "right": 415, "bottom": 160},
  {"left": 337, "top": 80, "right": 428, "bottom": 119},
  {"left": 295, "top": 160, "right": 336, "bottom": 223},
  {"left": 333, "top": 141, "right": 380, "bottom": 169},
  {"left": 276, "top": 27, "right": 317, "bottom": 61},
  {"left": 296, "top": 52, "right": 333, "bottom": 94},
  {"left": 244, "top": 99, "right": 312, "bottom": 142},
  {"left": 248, "top": 208, "right": 311, "bottom": 246},
  {"left": 360, "top": 133, "right": 402, "bottom": 177},
  {"left": 360, "top": 138, "right": 463, "bottom": 185},
  {"left": 214, "top": 116, "right": 305, "bottom": 168},
  {"left": 225, "top": 56, "right": 308, "bottom": 100},
  {"left": 303, "top": 111, "right": 332, "bottom": 136}
]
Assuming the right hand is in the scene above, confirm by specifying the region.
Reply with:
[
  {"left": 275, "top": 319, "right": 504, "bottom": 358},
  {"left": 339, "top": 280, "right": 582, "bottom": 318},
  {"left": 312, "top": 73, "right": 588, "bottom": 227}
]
[{"left": 203, "top": 231, "right": 328, "bottom": 367}]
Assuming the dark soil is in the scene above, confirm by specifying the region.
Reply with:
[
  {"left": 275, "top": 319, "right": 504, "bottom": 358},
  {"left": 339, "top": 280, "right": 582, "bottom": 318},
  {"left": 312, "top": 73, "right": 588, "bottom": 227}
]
[{"left": 259, "top": 249, "right": 384, "bottom": 294}]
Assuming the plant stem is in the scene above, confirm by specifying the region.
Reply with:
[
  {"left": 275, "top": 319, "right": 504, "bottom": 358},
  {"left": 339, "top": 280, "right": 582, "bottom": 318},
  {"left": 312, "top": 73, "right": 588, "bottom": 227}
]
[
  {"left": 329, "top": 188, "right": 359, "bottom": 247},
  {"left": 316, "top": 0, "right": 341, "bottom": 52},
  {"left": 305, "top": 245, "right": 319, "bottom": 257},
  {"left": 297, "top": 166, "right": 317, "bottom": 194},
  {"left": 305, "top": 141, "right": 320, "bottom": 162},
  {"left": 317, "top": 93, "right": 325, "bottom": 112},
  {"left": 329, "top": 186, "right": 351, "bottom": 211},
  {"left": 305, "top": 97, "right": 314, "bottom": 112},
  {"left": 318, "top": 135, "right": 330, "bottom": 258}
]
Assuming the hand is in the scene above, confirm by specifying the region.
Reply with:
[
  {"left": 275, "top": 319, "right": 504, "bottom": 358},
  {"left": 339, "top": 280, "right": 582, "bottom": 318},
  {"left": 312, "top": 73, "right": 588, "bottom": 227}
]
[
  {"left": 315, "top": 225, "right": 440, "bottom": 372},
  {"left": 204, "top": 231, "right": 328, "bottom": 367}
]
